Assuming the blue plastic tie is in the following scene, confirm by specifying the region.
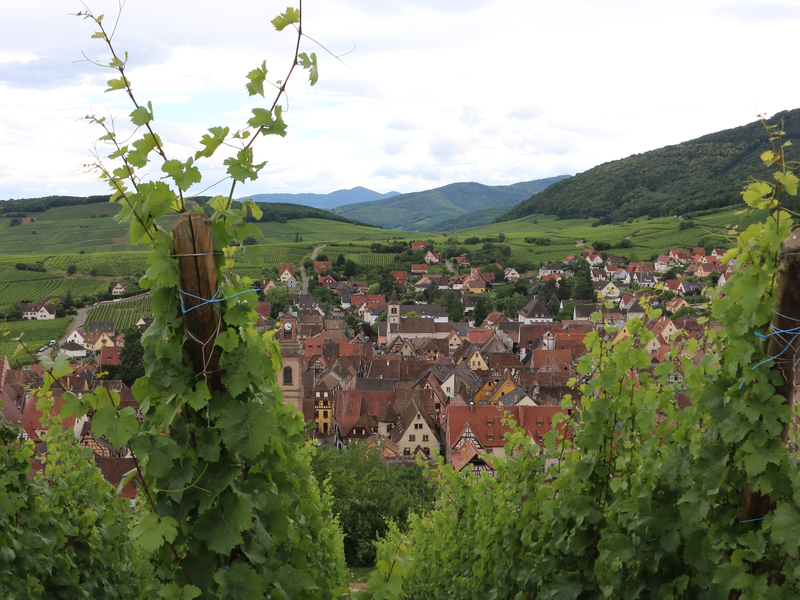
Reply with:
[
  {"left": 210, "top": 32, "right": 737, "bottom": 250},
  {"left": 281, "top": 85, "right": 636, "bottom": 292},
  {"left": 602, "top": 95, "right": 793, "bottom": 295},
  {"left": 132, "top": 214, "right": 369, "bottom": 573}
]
[
  {"left": 739, "top": 517, "right": 765, "bottom": 524},
  {"left": 739, "top": 309, "right": 800, "bottom": 388},
  {"left": 179, "top": 287, "right": 253, "bottom": 314}
]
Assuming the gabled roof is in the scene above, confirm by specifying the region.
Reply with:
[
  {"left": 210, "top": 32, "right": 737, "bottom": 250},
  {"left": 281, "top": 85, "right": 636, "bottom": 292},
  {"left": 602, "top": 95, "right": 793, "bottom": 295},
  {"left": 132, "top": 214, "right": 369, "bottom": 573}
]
[{"left": 447, "top": 404, "right": 566, "bottom": 450}]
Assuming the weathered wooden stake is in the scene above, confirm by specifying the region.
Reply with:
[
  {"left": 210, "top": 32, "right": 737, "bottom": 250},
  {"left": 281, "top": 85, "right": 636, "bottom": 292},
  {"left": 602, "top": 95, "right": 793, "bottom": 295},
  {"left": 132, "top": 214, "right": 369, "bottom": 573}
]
[
  {"left": 740, "top": 227, "right": 800, "bottom": 522},
  {"left": 172, "top": 211, "right": 224, "bottom": 391}
]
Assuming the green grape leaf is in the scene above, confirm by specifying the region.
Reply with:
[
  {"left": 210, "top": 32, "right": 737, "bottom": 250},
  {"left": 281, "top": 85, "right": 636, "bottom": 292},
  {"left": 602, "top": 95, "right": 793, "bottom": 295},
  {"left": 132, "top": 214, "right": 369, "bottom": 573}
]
[
  {"left": 742, "top": 181, "right": 773, "bottom": 207},
  {"left": 61, "top": 391, "right": 91, "bottom": 420},
  {"left": 105, "top": 77, "right": 127, "bottom": 92},
  {"left": 774, "top": 171, "right": 799, "bottom": 196},
  {"left": 214, "top": 561, "right": 266, "bottom": 600},
  {"left": 195, "top": 126, "right": 229, "bottom": 159},
  {"left": 194, "top": 493, "right": 254, "bottom": 555},
  {"left": 127, "top": 133, "right": 160, "bottom": 169},
  {"left": 131, "top": 513, "right": 178, "bottom": 553},
  {"left": 769, "top": 502, "right": 800, "bottom": 554},
  {"left": 248, "top": 201, "right": 263, "bottom": 221},
  {"left": 195, "top": 427, "right": 222, "bottom": 462},
  {"left": 183, "top": 381, "right": 211, "bottom": 411},
  {"left": 130, "top": 105, "right": 153, "bottom": 126},
  {"left": 217, "top": 401, "right": 273, "bottom": 458},
  {"left": 271, "top": 7, "right": 300, "bottom": 31},
  {"left": 224, "top": 148, "right": 266, "bottom": 183},
  {"left": 162, "top": 158, "right": 202, "bottom": 191},
  {"left": 245, "top": 61, "right": 267, "bottom": 97},
  {"left": 247, "top": 107, "right": 288, "bottom": 137},
  {"left": 214, "top": 329, "right": 240, "bottom": 353},
  {"left": 158, "top": 583, "right": 202, "bottom": 600},
  {"left": 223, "top": 303, "right": 254, "bottom": 327},
  {"left": 297, "top": 52, "right": 318, "bottom": 85}
]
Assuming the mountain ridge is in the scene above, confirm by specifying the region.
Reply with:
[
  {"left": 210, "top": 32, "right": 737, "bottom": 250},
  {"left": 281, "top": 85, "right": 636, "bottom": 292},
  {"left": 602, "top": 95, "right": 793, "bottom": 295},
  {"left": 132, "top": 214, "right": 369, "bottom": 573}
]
[
  {"left": 495, "top": 109, "right": 800, "bottom": 224},
  {"left": 240, "top": 186, "right": 400, "bottom": 210},
  {"left": 330, "top": 176, "right": 570, "bottom": 231}
]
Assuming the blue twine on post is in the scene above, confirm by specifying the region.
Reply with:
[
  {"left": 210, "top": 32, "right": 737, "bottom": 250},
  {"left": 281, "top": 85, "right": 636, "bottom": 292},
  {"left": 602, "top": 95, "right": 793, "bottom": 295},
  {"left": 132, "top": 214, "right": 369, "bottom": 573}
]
[
  {"left": 739, "top": 310, "right": 800, "bottom": 389},
  {"left": 179, "top": 287, "right": 253, "bottom": 314},
  {"left": 739, "top": 517, "right": 765, "bottom": 524}
]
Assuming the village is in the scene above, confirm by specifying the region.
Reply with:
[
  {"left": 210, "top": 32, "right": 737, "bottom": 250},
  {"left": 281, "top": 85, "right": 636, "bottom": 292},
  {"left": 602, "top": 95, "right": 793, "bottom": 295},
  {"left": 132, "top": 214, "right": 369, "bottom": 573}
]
[{"left": 0, "top": 240, "right": 732, "bottom": 494}]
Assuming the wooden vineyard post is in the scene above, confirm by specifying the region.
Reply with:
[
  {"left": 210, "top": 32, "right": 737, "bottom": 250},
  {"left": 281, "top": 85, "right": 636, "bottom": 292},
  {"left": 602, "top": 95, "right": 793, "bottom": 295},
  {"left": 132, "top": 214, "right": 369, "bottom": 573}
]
[
  {"left": 172, "top": 211, "right": 224, "bottom": 391},
  {"left": 740, "top": 227, "right": 800, "bottom": 523}
]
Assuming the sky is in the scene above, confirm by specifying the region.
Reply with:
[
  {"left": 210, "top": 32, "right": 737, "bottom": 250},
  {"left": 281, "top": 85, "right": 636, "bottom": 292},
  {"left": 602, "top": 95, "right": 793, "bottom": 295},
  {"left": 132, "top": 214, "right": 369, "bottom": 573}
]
[{"left": 1, "top": 0, "right": 800, "bottom": 201}]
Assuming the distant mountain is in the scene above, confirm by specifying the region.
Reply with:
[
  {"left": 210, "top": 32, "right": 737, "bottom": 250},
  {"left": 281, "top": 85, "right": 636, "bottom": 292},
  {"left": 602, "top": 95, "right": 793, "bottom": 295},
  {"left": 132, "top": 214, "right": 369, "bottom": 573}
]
[
  {"left": 330, "top": 176, "right": 570, "bottom": 231},
  {"left": 240, "top": 186, "right": 400, "bottom": 210},
  {"left": 430, "top": 207, "right": 511, "bottom": 231},
  {"left": 195, "top": 199, "right": 379, "bottom": 228},
  {"left": 495, "top": 109, "right": 800, "bottom": 224}
]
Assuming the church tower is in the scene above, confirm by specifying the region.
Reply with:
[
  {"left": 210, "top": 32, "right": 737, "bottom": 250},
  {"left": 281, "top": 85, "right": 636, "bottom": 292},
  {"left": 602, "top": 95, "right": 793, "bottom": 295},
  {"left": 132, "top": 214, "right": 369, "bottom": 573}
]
[{"left": 388, "top": 288, "right": 400, "bottom": 328}]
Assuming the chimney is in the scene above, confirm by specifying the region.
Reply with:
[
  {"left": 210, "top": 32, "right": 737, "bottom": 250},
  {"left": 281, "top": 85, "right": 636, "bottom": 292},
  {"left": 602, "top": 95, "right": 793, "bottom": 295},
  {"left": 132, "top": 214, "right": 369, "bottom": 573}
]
[
  {"left": 470, "top": 404, "right": 474, "bottom": 414},
  {"left": 520, "top": 407, "right": 525, "bottom": 427}
]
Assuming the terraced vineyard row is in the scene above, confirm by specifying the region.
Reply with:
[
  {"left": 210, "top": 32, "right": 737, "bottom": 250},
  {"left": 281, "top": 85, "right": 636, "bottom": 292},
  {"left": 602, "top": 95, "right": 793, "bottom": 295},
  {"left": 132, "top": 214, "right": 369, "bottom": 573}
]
[
  {"left": 230, "top": 245, "right": 311, "bottom": 265},
  {"left": 0, "top": 270, "right": 61, "bottom": 284},
  {"left": 320, "top": 246, "right": 397, "bottom": 266},
  {"left": 0, "top": 278, "right": 108, "bottom": 305},
  {"left": 354, "top": 253, "right": 397, "bottom": 266},
  {"left": 86, "top": 295, "right": 153, "bottom": 332},
  {"left": 231, "top": 266, "right": 266, "bottom": 279},
  {"left": 48, "top": 254, "right": 148, "bottom": 277}
]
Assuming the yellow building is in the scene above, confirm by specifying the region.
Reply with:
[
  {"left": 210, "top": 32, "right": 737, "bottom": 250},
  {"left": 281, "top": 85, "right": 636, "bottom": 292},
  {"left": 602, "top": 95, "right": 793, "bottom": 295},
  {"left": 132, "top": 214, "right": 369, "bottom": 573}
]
[{"left": 83, "top": 331, "right": 115, "bottom": 353}]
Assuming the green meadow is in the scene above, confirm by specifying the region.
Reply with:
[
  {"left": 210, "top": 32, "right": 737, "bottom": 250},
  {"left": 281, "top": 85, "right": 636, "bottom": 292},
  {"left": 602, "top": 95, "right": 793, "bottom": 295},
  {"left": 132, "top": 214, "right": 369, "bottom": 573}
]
[{"left": 0, "top": 200, "right": 743, "bottom": 313}]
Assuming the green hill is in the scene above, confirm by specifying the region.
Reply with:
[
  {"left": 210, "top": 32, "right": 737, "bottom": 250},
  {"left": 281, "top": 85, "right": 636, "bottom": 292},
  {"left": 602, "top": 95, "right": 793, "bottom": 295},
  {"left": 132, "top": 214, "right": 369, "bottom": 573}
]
[
  {"left": 431, "top": 206, "right": 511, "bottom": 231},
  {"left": 495, "top": 109, "right": 800, "bottom": 224},
  {"left": 331, "top": 176, "right": 569, "bottom": 231}
]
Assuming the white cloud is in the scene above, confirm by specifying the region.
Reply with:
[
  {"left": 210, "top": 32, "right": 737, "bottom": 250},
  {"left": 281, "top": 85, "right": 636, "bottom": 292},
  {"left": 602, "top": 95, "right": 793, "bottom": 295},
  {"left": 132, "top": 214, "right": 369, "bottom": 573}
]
[{"left": 1, "top": 0, "right": 799, "bottom": 201}]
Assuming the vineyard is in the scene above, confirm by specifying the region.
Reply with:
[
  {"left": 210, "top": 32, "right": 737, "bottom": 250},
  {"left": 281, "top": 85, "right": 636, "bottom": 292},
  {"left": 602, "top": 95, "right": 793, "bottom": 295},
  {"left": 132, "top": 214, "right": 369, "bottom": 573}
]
[
  {"left": 230, "top": 266, "right": 266, "bottom": 279},
  {"left": 47, "top": 253, "right": 148, "bottom": 277},
  {"left": 230, "top": 244, "right": 311, "bottom": 268},
  {"left": 85, "top": 295, "right": 153, "bottom": 332},
  {"left": 0, "top": 318, "right": 70, "bottom": 368},
  {"left": 0, "top": 277, "right": 107, "bottom": 306},
  {"left": 0, "top": 270, "right": 61, "bottom": 284},
  {"left": 354, "top": 252, "right": 397, "bottom": 266},
  {"left": 319, "top": 246, "right": 398, "bottom": 266}
]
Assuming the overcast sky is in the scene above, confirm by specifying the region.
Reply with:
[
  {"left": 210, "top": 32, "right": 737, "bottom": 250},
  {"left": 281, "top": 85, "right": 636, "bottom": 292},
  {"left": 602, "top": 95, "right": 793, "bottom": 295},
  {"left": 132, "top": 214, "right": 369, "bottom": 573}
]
[{"left": 1, "top": 0, "right": 799, "bottom": 201}]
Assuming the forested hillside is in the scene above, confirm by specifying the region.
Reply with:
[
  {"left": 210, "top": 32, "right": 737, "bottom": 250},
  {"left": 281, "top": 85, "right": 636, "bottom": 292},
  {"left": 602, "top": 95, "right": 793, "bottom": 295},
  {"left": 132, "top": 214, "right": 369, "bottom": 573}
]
[
  {"left": 496, "top": 108, "right": 800, "bottom": 223},
  {"left": 331, "top": 176, "right": 569, "bottom": 230},
  {"left": 0, "top": 194, "right": 109, "bottom": 215}
]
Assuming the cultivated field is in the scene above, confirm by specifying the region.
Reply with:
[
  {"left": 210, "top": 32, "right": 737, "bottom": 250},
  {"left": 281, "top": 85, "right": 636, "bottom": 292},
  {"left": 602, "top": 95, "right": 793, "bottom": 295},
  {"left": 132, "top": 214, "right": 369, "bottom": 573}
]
[
  {"left": 86, "top": 295, "right": 153, "bottom": 332},
  {"left": 0, "top": 277, "right": 107, "bottom": 306},
  {"left": 48, "top": 253, "right": 149, "bottom": 277}
]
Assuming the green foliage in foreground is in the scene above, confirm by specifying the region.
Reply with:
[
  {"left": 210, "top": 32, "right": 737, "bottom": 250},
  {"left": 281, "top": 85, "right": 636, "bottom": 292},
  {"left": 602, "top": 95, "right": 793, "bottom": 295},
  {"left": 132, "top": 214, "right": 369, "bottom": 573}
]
[
  {"left": 0, "top": 414, "right": 154, "bottom": 599},
  {"left": 374, "top": 138, "right": 800, "bottom": 598},
  {"left": 310, "top": 443, "right": 436, "bottom": 567},
  {"left": 53, "top": 5, "right": 351, "bottom": 599}
]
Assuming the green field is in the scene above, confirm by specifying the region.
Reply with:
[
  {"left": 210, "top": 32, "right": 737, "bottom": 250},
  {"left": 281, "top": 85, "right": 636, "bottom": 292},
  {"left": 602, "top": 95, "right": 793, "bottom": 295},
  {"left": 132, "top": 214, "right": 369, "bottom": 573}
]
[
  {"left": 0, "top": 318, "right": 71, "bottom": 368},
  {"left": 47, "top": 252, "right": 148, "bottom": 277},
  {"left": 0, "top": 202, "right": 178, "bottom": 255},
  {"left": 86, "top": 295, "right": 153, "bottom": 332},
  {"left": 0, "top": 196, "right": 749, "bottom": 295},
  {"left": 0, "top": 277, "right": 108, "bottom": 306},
  {"left": 440, "top": 210, "right": 737, "bottom": 265}
]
